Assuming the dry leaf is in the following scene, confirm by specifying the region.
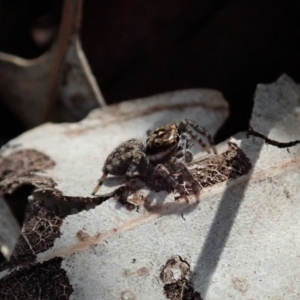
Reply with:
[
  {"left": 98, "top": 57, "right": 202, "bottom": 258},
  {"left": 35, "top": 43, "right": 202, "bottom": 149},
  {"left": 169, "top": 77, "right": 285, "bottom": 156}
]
[{"left": 1, "top": 76, "right": 300, "bottom": 300}]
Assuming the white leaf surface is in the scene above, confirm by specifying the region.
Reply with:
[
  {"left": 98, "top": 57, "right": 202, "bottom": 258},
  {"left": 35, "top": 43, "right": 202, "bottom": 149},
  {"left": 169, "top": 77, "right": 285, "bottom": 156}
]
[{"left": 1, "top": 77, "right": 300, "bottom": 300}]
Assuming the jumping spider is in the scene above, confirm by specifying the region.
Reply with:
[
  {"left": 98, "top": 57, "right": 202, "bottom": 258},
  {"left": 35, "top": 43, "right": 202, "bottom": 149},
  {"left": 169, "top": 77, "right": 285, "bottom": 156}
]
[{"left": 92, "top": 119, "right": 217, "bottom": 202}]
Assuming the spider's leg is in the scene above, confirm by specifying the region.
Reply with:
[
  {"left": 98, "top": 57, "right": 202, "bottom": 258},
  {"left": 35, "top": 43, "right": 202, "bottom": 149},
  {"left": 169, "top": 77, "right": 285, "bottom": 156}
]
[
  {"left": 180, "top": 119, "right": 217, "bottom": 154},
  {"left": 177, "top": 132, "right": 194, "bottom": 163},
  {"left": 186, "top": 130, "right": 211, "bottom": 154},
  {"left": 92, "top": 170, "right": 109, "bottom": 195},
  {"left": 125, "top": 162, "right": 139, "bottom": 189},
  {"left": 175, "top": 159, "right": 200, "bottom": 202},
  {"left": 176, "top": 149, "right": 193, "bottom": 163},
  {"left": 146, "top": 129, "right": 153, "bottom": 137},
  {"left": 124, "top": 151, "right": 151, "bottom": 189},
  {"left": 191, "top": 181, "right": 200, "bottom": 202},
  {"left": 156, "top": 164, "right": 189, "bottom": 202}
]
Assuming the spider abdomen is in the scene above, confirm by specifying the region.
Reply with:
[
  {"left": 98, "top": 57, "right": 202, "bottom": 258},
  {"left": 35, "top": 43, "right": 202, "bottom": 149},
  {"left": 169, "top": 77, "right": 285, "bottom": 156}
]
[{"left": 102, "top": 139, "right": 145, "bottom": 175}]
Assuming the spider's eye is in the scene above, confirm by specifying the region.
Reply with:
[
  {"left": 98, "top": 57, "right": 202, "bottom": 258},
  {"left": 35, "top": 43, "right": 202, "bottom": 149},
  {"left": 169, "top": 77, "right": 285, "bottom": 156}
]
[{"left": 171, "top": 140, "right": 177, "bottom": 145}]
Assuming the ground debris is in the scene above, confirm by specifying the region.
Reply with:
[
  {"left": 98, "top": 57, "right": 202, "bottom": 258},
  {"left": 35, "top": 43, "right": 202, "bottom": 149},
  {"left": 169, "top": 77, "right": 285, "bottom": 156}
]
[{"left": 0, "top": 257, "right": 73, "bottom": 300}]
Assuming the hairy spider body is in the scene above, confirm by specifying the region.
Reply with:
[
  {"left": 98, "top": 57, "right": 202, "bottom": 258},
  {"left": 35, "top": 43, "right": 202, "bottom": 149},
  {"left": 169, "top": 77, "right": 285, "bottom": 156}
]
[
  {"left": 146, "top": 119, "right": 216, "bottom": 163},
  {"left": 92, "top": 119, "right": 216, "bottom": 202},
  {"left": 92, "top": 139, "right": 152, "bottom": 195},
  {"left": 146, "top": 124, "right": 179, "bottom": 162}
]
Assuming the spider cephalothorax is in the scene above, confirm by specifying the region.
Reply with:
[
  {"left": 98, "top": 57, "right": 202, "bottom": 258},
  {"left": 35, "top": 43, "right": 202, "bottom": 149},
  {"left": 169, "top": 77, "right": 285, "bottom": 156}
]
[
  {"left": 146, "top": 124, "right": 179, "bottom": 162},
  {"left": 92, "top": 119, "right": 216, "bottom": 202},
  {"left": 146, "top": 119, "right": 217, "bottom": 163}
]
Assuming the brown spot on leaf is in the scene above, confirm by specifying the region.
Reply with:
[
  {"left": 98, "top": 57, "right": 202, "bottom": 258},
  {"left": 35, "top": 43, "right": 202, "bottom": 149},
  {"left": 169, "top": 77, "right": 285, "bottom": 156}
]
[
  {"left": 163, "top": 280, "right": 203, "bottom": 300},
  {"left": 76, "top": 229, "right": 90, "bottom": 241},
  {"left": 161, "top": 255, "right": 202, "bottom": 300},
  {"left": 232, "top": 276, "right": 249, "bottom": 294},
  {"left": 121, "top": 290, "right": 136, "bottom": 300},
  {"left": 137, "top": 266, "right": 149, "bottom": 277}
]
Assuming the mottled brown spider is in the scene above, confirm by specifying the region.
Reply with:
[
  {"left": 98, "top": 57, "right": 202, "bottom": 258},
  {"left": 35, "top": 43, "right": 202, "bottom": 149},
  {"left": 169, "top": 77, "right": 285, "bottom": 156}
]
[{"left": 92, "top": 119, "right": 216, "bottom": 202}]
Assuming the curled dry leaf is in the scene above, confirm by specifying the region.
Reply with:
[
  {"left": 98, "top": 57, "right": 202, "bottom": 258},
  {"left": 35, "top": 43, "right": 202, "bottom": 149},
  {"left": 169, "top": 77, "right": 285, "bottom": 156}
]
[{"left": 0, "top": 0, "right": 105, "bottom": 128}]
